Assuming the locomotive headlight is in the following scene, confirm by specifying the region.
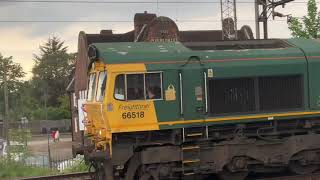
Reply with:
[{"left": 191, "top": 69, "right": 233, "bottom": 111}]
[{"left": 98, "top": 129, "right": 106, "bottom": 140}]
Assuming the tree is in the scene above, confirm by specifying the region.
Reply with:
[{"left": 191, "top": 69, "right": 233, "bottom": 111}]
[
  {"left": 0, "top": 54, "right": 25, "bottom": 92},
  {"left": 0, "top": 54, "right": 25, "bottom": 141},
  {"left": 32, "top": 36, "right": 74, "bottom": 107},
  {"left": 9, "top": 82, "right": 40, "bottom": 120},
  {"left": 0, "top": 54, "right": 25, "bottom": 116},
  {"left": 288, "top": 0, "right": 320, "bottom": 38},
  {"left": 31, "top": 95, "right": 71, "bottom": 120}
]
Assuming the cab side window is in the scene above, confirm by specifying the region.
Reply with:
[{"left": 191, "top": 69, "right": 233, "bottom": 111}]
[
  {"left": 96, "top": 71, "right": 107, "bottom": 102},
  {"left": 127, "top": 74, "right": 144, "bottom": 100},
  {"left": 114, "top": 75, "right": 125, "bottom": 100},
  {"left": 114, "top": 72, "right": 162, "bottom": 101},
  {"left": 145, "top": 73, "right": 162, "bottom": 99},
  {"left": 87, "top": 73, "right": 97, "bottom": 101}
]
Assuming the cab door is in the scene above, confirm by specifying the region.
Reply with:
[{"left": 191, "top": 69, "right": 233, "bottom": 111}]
[
  {"left": 180, "top": 62, "right": 205, "bottom": 120},
  {"left": 88, "top": 71, "right": 107, "bottom": 132}
]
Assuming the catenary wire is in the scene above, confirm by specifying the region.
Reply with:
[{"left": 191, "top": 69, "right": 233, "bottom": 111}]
[
  {"left": 0, "top": 19, "right": 291, "bottom": 23},
  {"left": 0, "top": 0, "right": 305, "bottom": 23},
  {"left": 0, "top": 0, "right": 315, "bottom": 3}
]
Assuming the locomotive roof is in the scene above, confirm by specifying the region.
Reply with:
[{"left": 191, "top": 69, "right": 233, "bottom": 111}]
[
  {"left": 89, "top": 39, "right": 320, "bottom": 65},
  {"left": 90, "top": 42, "right": 190, "bottom": 64}
]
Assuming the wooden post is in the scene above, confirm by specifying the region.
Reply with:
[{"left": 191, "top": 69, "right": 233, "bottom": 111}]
[{"left": 48, "top": 134, "right": 51, "bottom": 168}]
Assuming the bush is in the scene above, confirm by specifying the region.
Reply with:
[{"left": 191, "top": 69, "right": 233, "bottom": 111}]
[
  {"left": 0, "top": 158, "right": 58, "bottom": 179},
  {"left": 8, "top": 129, "right": 32, "bottom": 160},
  {"left": 62, "top": 159, "right": 88, "bottom": 173},
  {"left": 31, "top": 106, "right": 70, "bottom": 120},
  {"left": 31, "top": 95, "right": 71, "bottom": 120},
  {"left": 31, "top": 108, "right": 46, "bottom": 120}
]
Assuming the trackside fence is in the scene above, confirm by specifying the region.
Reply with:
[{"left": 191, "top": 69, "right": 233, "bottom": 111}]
[{"left": 7, "top": 154, "right": 84, "bottom": 172}]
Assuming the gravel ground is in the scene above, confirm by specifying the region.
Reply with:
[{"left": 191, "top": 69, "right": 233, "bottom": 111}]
[{"left": 27, "top": 134, "right": 73, "bottom": 160}]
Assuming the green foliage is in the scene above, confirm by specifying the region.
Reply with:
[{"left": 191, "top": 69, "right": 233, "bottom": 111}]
[
  {"left": 0, "top": 54, "right": 25, "bottom": 116},
  {"left": 8, "top": 129, "right": 31, "bottom": 158},
  {"left": 288, "top": 0, "right": 320, "bottom": 38},
  {"left": 31, "top": 107, "right": 67, "bottom": 120},
  {"left": 31, "top": 95, "right": 71, "bottom": 120},
  {"left": 0, "top": 158, "right": 58, "bottom": 179},
  {"left": 32, "top": 36, "right": 75, "bottom": 107},
  {"left": 57, "top": 95, "right": 71, "bottom": 119},
  {"left": 9, "top": 129, "right": 31, "bottom": 145},
  {"left": 62, "top": 159, "right": 88, "bottom": 173},
  {"left": 0, "top": 36, "right": 74, "bottom": 122},
  {"left": 0, "top": 54, "right": 25, "bottom": 91},
  {"left": 31, "top": 108, "right": 46, "bottom": 120},
  {"left": 8, "top": 81, "right": 41, "bottom": 121}
]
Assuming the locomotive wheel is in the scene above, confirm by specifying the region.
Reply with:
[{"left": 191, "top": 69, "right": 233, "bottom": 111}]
[
  {"left": 218, "top": 169, "right": 248, "bottom": 180},
  {"left": 289, "top": 150, "right": 320, "bottom": 175},
  {"left": 103, "top": 160, "right": 114, "bottom": 180},
  {"left": 88, "top": 161, "right": 97, "bottom": 180},
  {"left": 289, "top": 160, "right": 318, "bottom": 175},
  {"left": 138, "top": 172, "right": 155, "bottom": 180},
  {"left": 125, "top": 154, "right": 141, "bottom": 180},
  {"left": 124, "top": 153, "right": 160, "bottom": 180},
  {"left": 135, "top": 166, "right": 159, "bottom": 180},
  {"left": 96, "top": 162, "right": 105, "bottom": 180}
]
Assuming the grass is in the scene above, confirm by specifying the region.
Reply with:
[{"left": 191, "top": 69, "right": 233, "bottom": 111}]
[
  {"left": 0, "top": 156, "right": 89, "bottom": 179},
  {"left": 0, "top": 158, "right": 58, "bottom": 180},
  {"left": 62, "top": 159, "right": 89, "bottom": 173}
]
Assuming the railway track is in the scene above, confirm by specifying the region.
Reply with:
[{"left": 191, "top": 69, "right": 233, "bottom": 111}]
[
  {"left": 18, "top": 172, "right": 93, "bottom": 180},
  {"left": 18, "top": 172, "right": 320, "bottom": 180},
  {"left": 257, "top": 173, "right": 320, "bottom": 180}
]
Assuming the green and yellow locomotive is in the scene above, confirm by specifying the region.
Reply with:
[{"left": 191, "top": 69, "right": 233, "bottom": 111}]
[{"left": 81, "top": 39, "right": 320, "bottom": 180}]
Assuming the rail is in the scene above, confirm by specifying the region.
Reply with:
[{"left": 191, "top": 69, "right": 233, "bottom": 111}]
[
  {"left": 18, "top": 172, "right": 93, "bottom": 180},
  {"left": 18, "top": 172, "right": 320, "bottom": 180},
  {"left": 258, "top": 173, "right": 320, "bottom": 180}
]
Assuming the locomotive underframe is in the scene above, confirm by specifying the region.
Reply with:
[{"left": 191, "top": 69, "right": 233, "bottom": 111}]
[{"left": 85, "top": 118, "right": 320, "bottom": 179}]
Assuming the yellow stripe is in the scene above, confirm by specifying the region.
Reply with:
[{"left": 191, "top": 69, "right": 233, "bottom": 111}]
[{"left": 159, "top": 111, "right": 320, "bottom": 126}]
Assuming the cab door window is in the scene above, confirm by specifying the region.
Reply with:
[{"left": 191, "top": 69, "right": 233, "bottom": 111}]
[
  {"left": 87, "top": 73, "right": 97, "bottom": 101},
  {"left": 96, "top": 71, "right": 107, "bottom": 102}
]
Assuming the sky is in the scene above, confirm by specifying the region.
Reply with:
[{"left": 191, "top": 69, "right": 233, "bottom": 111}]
[{"left": 0, "top": 0, "right": 311, "bottom": 79}]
